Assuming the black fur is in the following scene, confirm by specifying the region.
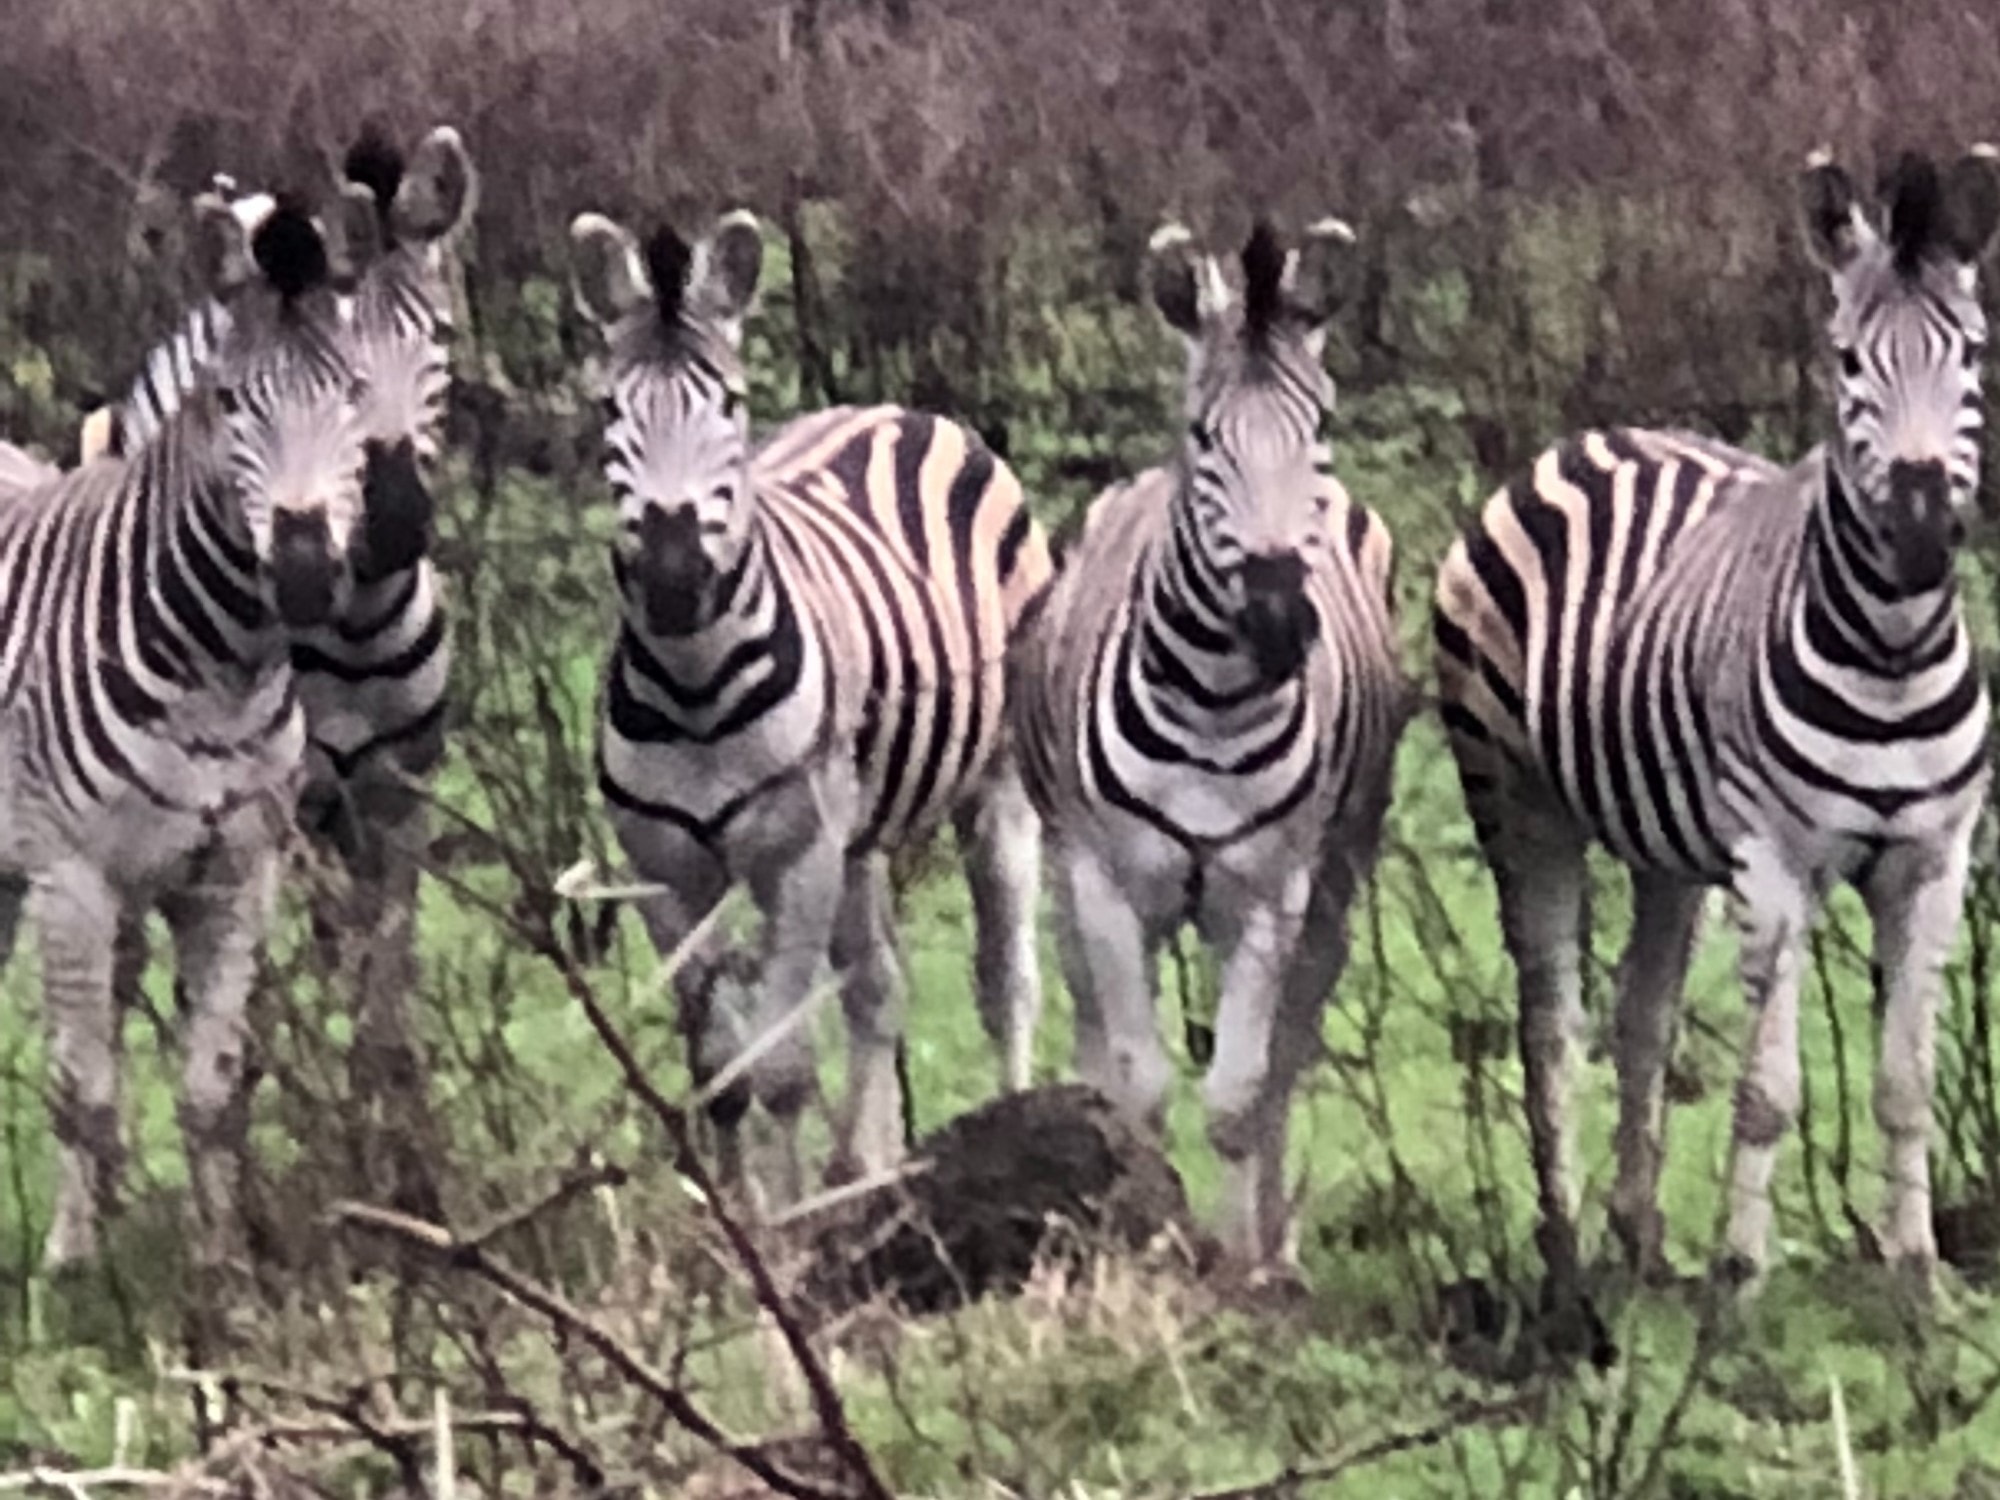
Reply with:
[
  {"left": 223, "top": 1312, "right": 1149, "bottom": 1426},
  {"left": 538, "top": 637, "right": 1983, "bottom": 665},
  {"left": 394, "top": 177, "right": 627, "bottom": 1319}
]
[
  {"left": 1883, "top": 151, "right": 1942, "bottom": 278},
  {"left": 252, "top": 196, "right": 330, "bottom": 300},
  {"left": 343, "top": 120, "right": 406, "bottom": 231},
  {"left": 645, "top": 225, "right": 694, "bottom": 328},
  {"left": 1240, "top": 219, "right": 1287, "bottom": 343}
]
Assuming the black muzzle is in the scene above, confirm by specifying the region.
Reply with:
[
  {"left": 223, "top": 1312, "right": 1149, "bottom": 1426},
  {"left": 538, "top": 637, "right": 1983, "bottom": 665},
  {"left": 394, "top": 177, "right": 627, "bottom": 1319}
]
[
  {"left": 635, "top": 506, "right": 715, "bottom": 636},
  {"left": 355, "top": 438, "right": 434, "bottom": 583},
  {"left": 271, "top": 510, "right": 338, "bottom": 628},
  {"left": 1238, "top": 550, "right": 1319, "bottom": 682},
  {"left": 1885, "top": 459, "right": 1961, "bottom": 593}
]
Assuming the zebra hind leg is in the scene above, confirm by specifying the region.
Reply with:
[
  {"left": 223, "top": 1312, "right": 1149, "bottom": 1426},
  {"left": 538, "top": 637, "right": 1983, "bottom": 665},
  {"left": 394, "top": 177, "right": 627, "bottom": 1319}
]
[
  {"left": 1606, "top": 873, "right": 1705, "bottom": 1281},
  {"left": 952, "top": 754, "right": 1044, "bottom": 1092},
  {"left": 37, "top": 863, "right": 128, "bottom": 1271},
  {"left": 828, "top": 855, "right": 909, "bottom": 1184},
  {"left": 1483, "top": 815, "right": 1591, "bottom": 1297}
]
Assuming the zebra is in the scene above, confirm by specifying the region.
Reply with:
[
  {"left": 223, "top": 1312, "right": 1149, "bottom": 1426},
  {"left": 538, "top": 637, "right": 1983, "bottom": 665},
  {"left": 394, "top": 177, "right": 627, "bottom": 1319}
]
[
  {"left": 1006, "top": 219, "right": 1411, "bottom": 1265},
  {"left": 58, "top": 128, "right": 475, "bottom": 1212},
  {"left": 79, "top": 129, "right": 472, "bottom": 872},
  {"left": 6, "top": 189, "right": 384, "bottom": 1271},
  {"left": 568, "top": 209, "right": 1053, "bottom": 1202},
  {"left": 1432, "top": 147, "right": 2000, "bottom": 1292}
]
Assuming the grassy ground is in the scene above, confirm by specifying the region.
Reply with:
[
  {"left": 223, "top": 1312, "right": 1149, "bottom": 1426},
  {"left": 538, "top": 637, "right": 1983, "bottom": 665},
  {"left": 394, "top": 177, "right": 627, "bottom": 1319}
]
[{"left": 6, "top": 689, "right": 2000, "bottom": 1496}]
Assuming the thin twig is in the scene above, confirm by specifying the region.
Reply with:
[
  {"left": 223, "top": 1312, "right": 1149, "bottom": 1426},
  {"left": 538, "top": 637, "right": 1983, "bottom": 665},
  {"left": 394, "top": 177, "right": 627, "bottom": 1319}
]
[{"left": 0, "top": 1470, "right": 228, "bottom": 1497}]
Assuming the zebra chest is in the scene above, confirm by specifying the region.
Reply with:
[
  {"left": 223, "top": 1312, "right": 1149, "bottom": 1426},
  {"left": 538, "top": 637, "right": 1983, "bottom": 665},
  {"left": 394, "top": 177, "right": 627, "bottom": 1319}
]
[
  {"left": 1085, "top": 639, "right": 1327, "bottom": 849},
  {"left": 601, "top": 629, "right": 833, "bottom": 829}
]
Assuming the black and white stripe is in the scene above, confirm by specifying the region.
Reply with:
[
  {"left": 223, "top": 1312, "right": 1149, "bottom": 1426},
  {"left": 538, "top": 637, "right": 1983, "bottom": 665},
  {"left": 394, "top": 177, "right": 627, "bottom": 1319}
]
[
  {"left": 571, "top": 209, "right": 1053, "bottom": 1201},
  {"left": 1008, "top": 220, "right": 1409, "bottom": 1264},
  {"left": 9, "top": 197, "right": 376, "bottom": 1272},
  {"left": 1433, "top": 148, "right": 2000, "bottom": 1289}
]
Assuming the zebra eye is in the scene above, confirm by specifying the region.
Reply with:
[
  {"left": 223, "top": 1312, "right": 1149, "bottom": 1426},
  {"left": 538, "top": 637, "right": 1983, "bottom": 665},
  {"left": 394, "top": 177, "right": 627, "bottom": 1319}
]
[
  {"left": 1966, "top": 340, "right": 1987, "bottom": 370},
  {"left": 215, "top": 386, "right": 242, "bottom": 416},
  {"left": 1839, "top": 348, "right": 1863, "bottom": 380},
  {"left": 598, "top": 395, "right": 621, "bottom": 423},
  {"left": 1187, "top": 421, "right": 1214, "bottom": 452},
  {"left": 722, "top": 388, "right": 747, "bottom": 418}
]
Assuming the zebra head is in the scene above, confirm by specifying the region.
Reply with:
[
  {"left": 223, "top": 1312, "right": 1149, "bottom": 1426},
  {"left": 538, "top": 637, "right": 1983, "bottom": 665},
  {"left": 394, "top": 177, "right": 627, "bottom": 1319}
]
[
  {"left": 336, "top": 122, "right": 477, "bottom": 579},
  {"left": 570, "top": 209, "right": 764, "bottom": 636},
  {"left": 1802, "top": 146, "right": 2000, "bottom": 592},
  {"left": 196, "top": 190, "right": 378, "bottom": 628},
  {"left": 1149, "top": 216, "right": 1356, "bottom": 681}
]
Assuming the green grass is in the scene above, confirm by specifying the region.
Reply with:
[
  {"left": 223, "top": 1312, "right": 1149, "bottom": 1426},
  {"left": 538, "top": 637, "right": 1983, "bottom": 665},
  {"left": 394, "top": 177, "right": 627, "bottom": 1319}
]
[{"left": 6, "top": 693, "right": 2000, "bottom": 1496}]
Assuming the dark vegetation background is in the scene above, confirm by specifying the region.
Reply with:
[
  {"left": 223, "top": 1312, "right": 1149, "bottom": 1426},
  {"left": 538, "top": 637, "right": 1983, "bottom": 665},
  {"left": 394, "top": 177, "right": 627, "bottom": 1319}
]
[{"left": 10, "top": 0, "right": 2000, "bottom": 1494}]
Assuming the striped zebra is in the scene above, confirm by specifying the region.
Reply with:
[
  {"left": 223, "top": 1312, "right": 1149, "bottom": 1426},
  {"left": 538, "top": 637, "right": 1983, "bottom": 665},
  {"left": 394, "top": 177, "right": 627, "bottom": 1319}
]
[
  {"left": 1007, "top": 220, "right": 1411, "bottom": 1264},
  {"left": 81, "top": 129, "right": 472, "bottom": 873},
  {"left": 568, "top": 210, "right": 1053, "bottom": 1201},
  {"left": 1432, "top": 148, "right": 2000, "bottom": 1290},
  {"left": 6, "top": 191, "right": 383, "bottom": 1270},
  {"left": 64, "top": 128, "right": 474, "bottom": 1212}
]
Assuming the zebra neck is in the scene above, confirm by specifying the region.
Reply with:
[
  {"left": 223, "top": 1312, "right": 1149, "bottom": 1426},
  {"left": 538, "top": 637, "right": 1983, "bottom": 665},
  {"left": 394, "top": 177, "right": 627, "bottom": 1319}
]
[
  {"left": 131, "top": 428, "right": 285, "bottom": 677},
  {"left": 1799, "top": 455, "right": 1962, "bottom": 674},
  {"left": 1132, "top": 512, "right": 1299, "bottom": 720}
]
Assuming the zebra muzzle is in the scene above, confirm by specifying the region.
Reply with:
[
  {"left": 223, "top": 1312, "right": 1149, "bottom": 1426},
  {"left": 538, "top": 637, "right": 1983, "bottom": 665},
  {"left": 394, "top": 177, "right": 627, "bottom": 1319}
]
[
  {"left": 637, "top": 505, "right": 715, "bottom": 635},
  {"left": 1239, "top": 550, "right": 1319, "bottom": 681},
  {"left": 270, "top": 510, "right": 339, "bottom": 628},
  {"left": 1885, "top": 459, "right": 1959, "bottom": 592}
]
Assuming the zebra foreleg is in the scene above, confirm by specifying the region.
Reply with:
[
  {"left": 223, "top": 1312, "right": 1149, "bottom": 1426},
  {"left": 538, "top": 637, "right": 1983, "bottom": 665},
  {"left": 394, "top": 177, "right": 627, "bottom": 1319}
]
[
  {"left": 162, "top": 846, "right": 280, "bottom": 1272},
  {"left": 1862, "top": 829, "right": 1974, "bottom": 1277},
  {"left": 1487, "top": 823, "right": 1591, "bottom": 1294},
  {"left": 1201, "top": 863, "right": 1312, "bottom": 1266},
  {"left": 738, "top": 819, "right": 847, "bottom": 1212},
  {"left": 37, "top": 863, "right": 128, "bottom": 1270},
  {"left": 1720, "top": 841, "right": 1811, "bottom": 1283},
  {"left": 1051, "top": 839, "right": 1173, "bottom": 1132},
  {"left": 952, "top": 753, "right": 1043, "bottom": 1092},
  {"left": 626, "top": 872, "right": 737, "bottom": 1176},
  {"left": 1607, "top": 873, "right": 1705, "bottom": 1280},
  {"left": 827, "top": 855, "right": 908, "bottom": 1183}
]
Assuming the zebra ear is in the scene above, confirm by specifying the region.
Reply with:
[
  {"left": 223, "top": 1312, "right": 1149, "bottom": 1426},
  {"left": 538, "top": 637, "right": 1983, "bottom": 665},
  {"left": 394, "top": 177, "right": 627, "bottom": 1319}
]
[
  {"left": 191, "top": 191, "right": 257, "bottom": 301},
  {"left": 693, "top": 211, "right": 763, "bottom": 331},
  {"left": 1801, "top": 151, "right": 1871, "bottom": 270},
  {"left": 324, "top": 181, "right": 385, "bottom": 290},
  {"left": 569, "top": 213, "right": 651, "bottom": 328},
  {"left": 1287, "top": 216, "right": 1359, "bottom": 327},
  {"left": 1148, "top": 223, "right": 1221, "bottom": 336},
  {"left": 1943, "top": 146, "right": 2000, "bottom": 266},
  {"left": 392, "top": 126, "right": 477, "bottom": 245}
]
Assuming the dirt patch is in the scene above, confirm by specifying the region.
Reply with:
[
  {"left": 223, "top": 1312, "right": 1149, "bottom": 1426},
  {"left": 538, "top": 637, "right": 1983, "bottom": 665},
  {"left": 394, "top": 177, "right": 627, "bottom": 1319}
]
[{"left": 792, "top": 1083, "right": 1194, "bottom": 1321}]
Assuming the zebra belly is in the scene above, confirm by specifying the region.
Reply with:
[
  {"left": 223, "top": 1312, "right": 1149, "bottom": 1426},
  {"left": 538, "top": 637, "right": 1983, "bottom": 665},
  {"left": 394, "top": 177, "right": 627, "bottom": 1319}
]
[{"left": 0, "top": 724, "right": 303, "bottom": 891}]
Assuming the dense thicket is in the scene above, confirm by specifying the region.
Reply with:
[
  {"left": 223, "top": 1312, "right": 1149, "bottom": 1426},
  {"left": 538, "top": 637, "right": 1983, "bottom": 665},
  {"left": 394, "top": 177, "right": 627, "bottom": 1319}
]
[{"left": 6, "top": 0, "right": 2000, "bottom": 512}]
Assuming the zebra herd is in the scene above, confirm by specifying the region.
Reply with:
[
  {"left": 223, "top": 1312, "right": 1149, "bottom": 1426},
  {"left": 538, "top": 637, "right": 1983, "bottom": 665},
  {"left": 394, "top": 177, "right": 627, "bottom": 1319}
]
[{"left": 3, "top": 125, "right": 1996, "bottom": 1307}]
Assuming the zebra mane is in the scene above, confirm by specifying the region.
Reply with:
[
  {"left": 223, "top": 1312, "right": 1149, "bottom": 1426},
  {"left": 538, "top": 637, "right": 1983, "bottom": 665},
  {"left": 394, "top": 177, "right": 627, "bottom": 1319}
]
[
  {"left": 645, "top": 225, "right": 694, "bottom": 331},
  {"left": 1883, "top": 151, "right": 1943, "bottom": 279},
  {"left": 1240, "top": 220, "right": 1288, "bottom": 348},
  {"left": 343, "top": 122, "right": 406, "bottom": 233},
  {"left": 253, "top": 196, "right": 330, "bottom": 300}
]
